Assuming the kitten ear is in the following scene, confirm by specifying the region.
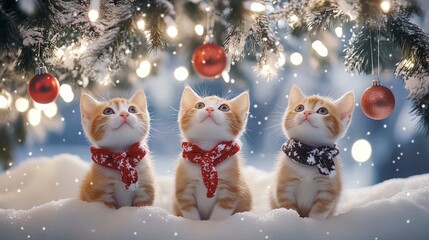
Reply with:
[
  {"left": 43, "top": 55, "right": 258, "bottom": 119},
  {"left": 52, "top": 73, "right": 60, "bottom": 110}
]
[
  {"left": 80, "top": 93, "right": 100, "bottom": 120},
  {"left": 181, "top": 86, "right": 201, "bottom": 109},
  {"left": 288, "top": 84, "right": 306, "bottom": 107},
  {"left": 130, "top": 89, "right": 148, "bottom": 112},
  {"left": 229, "top": 91, "right": 250, "bottom": 117},
  {"left": 335, "top": 91, "right": 355, "bottom": 122}
]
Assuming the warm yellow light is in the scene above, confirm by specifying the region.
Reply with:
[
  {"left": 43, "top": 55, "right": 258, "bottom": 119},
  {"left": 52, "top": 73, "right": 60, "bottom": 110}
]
[
  {"left": 15, "top": 98, "right": 29, "bottom": 112},
  {"left": 137, "top": 19, "right": 145, "bottom": 30},
  {"left": 88, "top": 9, "right": 99, "bottom": 22},
  {"left": 380, "top": 1, "right": 391, "bottom": 13},
  {"left": 335, "top": 27, "right": 343, "bottom": 38},
  {"left": 28, "top": 108, "right": 41, "bottom": 126},
  {"left": 136, "top": 60, "right": 151, "bottom": 78},
  {"left": 167, "top": 26, "right": 178, "bottom": 38},
  {"left": 0, "top": 91, "right": 12, "bottom": 109},
  {"left": 312, "top": 40, "right": 328, "bottom": 57},
  {"left": 43, "top": 102, "right": 58, "bottom": 118},
  {"left": 290, "top": 52, "right": 303, "bottom": 65},
  {"left": 194, "top": 24, "right": 204, "bottom": 36},
  {"left": 174, "top": 66, "right": 189, "bottom": 81},
  {"left": 59, "top": 84, "right": 74, "bottom": 103},
  {"left": 250, "top": 2, "right": 266, "bottom": 12}
]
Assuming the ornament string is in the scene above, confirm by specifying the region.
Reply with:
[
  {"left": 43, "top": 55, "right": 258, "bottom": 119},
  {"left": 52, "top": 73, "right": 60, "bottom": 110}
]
[
  {"left": 204, "top": 1, "right": 215, "bottom": 42},
  {"left": 377, "top": 29, "right": 380, "bottom": 80}
]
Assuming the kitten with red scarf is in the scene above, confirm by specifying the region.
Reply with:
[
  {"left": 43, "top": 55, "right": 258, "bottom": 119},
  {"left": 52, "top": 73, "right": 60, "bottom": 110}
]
[
  {"left": 79, "top": 90, "right": 155, "bottom": 208},
  {"left": 173, "top": 86, "right": 252, "bottom": 220},
  {"left": 270, "top": 85, "right": 354, "bottom": 219}
]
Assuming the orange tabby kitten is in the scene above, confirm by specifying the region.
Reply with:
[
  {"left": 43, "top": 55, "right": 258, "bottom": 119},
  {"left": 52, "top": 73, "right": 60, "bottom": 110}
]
[
  {"left": 79, "top": 90, "right": 155, "bottom": 208},
  {"left": 173, "top": 86, "right": 252, "bottom": 220},
  {"left": 270, "top": 85, "right": 354, "bottom": 219}
]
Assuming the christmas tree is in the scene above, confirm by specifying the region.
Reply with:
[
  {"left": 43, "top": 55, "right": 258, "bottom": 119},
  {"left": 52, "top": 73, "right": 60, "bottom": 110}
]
[{"left": 0, "top": 0, "right": 429, "bottom": 169}]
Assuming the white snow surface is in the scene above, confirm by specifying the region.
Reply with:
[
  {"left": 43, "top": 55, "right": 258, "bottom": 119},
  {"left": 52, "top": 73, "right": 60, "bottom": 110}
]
[{"left": 1, "top": 154, "right": 429, "bottom": 240}]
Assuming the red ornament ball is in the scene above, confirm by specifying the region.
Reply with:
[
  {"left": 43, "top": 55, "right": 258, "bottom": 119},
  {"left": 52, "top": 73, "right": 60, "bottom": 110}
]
[
  {"left": 192, "top": 42, "right": 227, "bottom": 78},
  {"left": 28, "top": 67, "right": 60, "bottom": 104},
  {"left": 360, "top": 80, "right": 395, "bottom": 120}
]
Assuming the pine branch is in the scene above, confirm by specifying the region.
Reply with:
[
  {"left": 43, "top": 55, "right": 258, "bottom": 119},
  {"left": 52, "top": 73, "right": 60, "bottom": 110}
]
[{"left": 306, "top": 0, "right": 349, "bottom": 32}]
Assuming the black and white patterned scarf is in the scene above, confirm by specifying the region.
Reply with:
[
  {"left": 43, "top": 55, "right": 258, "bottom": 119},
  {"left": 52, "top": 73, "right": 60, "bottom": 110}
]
[{"left": 281, "top": 139, "right": 339, "bottom": 177}]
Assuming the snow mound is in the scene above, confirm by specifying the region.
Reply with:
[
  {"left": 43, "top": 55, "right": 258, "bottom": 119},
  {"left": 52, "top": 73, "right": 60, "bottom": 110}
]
[{"left": 1, "top": 155, "right": 429, "bottom": 240}]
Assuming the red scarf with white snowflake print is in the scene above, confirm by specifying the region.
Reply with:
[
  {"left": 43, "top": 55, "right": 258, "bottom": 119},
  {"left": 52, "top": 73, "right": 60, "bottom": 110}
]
[
  {"left": 90, "top": 142, "right": 146, "bottom": 190},
  {"left": 182, "top": 141, "right": 240, "bottom": 198}
]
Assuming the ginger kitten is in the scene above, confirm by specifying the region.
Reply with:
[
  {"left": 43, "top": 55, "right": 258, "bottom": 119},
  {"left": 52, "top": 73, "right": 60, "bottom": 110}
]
[
  {"left": 173, "top": 86, "right": 252, "bottom": 221},
  {"left": 270, "top": 84, "right": 354, "bottom": 219},
  {"left": 79, "top": 90, "right": 155, "bottom": 208}
]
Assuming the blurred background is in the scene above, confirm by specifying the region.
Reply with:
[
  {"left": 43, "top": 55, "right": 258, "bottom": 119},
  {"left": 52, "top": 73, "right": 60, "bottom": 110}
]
[{"left": 1, "top": 0, "right": 429, "bottom": 189}]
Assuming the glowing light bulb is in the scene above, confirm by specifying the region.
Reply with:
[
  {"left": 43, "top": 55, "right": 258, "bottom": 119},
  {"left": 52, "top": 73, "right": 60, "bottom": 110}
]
[
  {"left": 43, "top": 102, "right": 58, "bottom": 118},
  {"left": 352, "top": 139, "right": 372, "bottom": 163},
  {"left": 290, "top": 52, "right": 303, "bottom": 65},
  {"left": 335, "top": 27, "right": 343, "bottom": 38},
  {"left": 0, "top": 90, "right": 12, "bottom": 109},
  {"left": 15, "top": 98, "right": 29, "bottom": 112},
  {"left": 28, "top": 108, "right": 41, "bottom": 126},
  {"left": 311, "top": 40, "right": 328, "bottom": 57},
  {"left": 59, "top": 84, "right": 74, "bottom": 103},
  {"left": 88, "top": 0, "right": 100, "bottom": 22},
  {"left": 137, "top": 19, "right": 145, "bottom": 30},
  {"left": 88, "top": 9, "right": 99, "bottom": 22},
  {"left": 277, "top": 53, "right": 286, "bottom": 67},
  {"left": 249, "top": 2, "right": 266, "bottom": 12},
  {"left": 222, "top": 71, "right": 230, "bottom": 83},
  {"left": 380, "top": 1, "right": 391, "bottom": 13},
  {"left": 167, "top": 26, "right": 178, "bottom": 38},
  {"left": 136, "top": 60, "right": 151, "bottom": 78},
  {"left": 194, "top": 24, "right": 204, "bottom": 36},
  {"left": 174, "top": 66, "right": 189, "bottom": 81}
]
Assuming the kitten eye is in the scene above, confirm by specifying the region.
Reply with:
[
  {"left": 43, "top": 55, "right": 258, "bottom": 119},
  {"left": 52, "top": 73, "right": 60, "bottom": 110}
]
[
  {"left": 128, "top": 106, "right": 138, "bottom": 113},
  {"left": 195, "top": 102, "right": 205, "bottom": 109},
  {"left": 295, "top": 104, "right": 304, "bottom": 112},
  {"left": 218, "top": 104, "right": 230, "bottom": 112},
  {"left": 103, "top": 107, "right": 115, "bottom": 115},
  {"left": 317, "top": 107, "right": 329, "bottom": 115}
]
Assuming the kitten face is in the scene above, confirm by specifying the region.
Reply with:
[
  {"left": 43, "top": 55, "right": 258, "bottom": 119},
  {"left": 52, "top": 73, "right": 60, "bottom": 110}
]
[
  {"left": 80, "top": 90, "right": 150, "bottom": 151},
  {"left": 179, "top": 86, "right": 249, "bottom": 143},
  {"left": 283, "top": 85, "right": 354, "bottom": 146}
]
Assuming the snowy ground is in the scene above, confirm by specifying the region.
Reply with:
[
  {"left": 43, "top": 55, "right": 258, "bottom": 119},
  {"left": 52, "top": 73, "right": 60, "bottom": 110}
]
[{"left": 0, "top": 154, "right": 428, "bottom": 240}]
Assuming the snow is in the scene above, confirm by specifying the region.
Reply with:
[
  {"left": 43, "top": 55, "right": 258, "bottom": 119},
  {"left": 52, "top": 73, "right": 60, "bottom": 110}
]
[{"left": 1, "top": 154, "right": 429, "bottom": 239}]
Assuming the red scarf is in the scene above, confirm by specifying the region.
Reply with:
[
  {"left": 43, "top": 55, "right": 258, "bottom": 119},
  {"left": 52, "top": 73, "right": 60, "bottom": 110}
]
[
  {"left": 90, "top": 142, "right": 146, "bottom": 190},
  {"left": 181, "top": 141, "right": 240, "bottom": 198}
]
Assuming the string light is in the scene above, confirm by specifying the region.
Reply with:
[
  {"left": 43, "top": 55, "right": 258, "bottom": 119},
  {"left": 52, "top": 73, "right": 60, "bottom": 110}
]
[
  {"left": 15, "top": 98, "right": 29, "bottom": 112},
  {"left": 335, "top": 27, "right": 343, "bottom": 38},
  {"left": 380, "top": 1, "right": 391, "bottom": 13},
  {"left": 174, "top": 66, "right": 189, "bottom": 81},
  {"left": 312, "top": 40, "right": 328, "bottom": 57},
  {"left": 59, "top": 84, "right": 74, "bottom": 103},
  {"left": 136, "top": 60, "right": 151, "bottom": 78},
  {"left": 43, "top": 102, "right": 58, "bottom": 118},
  {"left": 167, "top": 25, "right": 178, "bottom": 38},
  {"left": 28, "top": 108, "right": 41, "bottom": 126},
  {"left": 0, "top": 90, "right": 12, "bottom": 109},
  {"left": 194, "top": 24, "right": 204, "bottom": 36},
  {"left": 88, "top": 0, "right": 100, "bottom": 22},
  {"left": 137, "top": 19, "right": 145, "bottom": 30},
  {"left": 248, "top": 2, "right": 266, "bottom": 12},
  {"left": 222, "top": 71, "right": 230, "bottom": 83},
  {"left": 290, "top": 52, "right": 303, "bottom": 65}
]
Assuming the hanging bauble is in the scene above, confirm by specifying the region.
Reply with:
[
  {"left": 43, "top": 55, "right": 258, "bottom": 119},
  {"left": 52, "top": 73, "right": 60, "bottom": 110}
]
[
  {"left": 360, "top": 80, "right": 395, "bottom": 120},
  {"left": 192, "top": 42, "right": 227, "bottom": 78},
  {"left": 28, "top": 66, "right": 60, "bottom": 104}
]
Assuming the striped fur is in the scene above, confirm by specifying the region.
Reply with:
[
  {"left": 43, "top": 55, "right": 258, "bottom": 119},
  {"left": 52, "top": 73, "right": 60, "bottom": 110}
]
[
  {"left": 173, "top": 86, "right": 252, "bottom": 220},
  {"left": 79, "top": 90, "right": 155, "bottom": 208},
  {"left": 270, "top": 84, "right": 354, "bottom": 219}
]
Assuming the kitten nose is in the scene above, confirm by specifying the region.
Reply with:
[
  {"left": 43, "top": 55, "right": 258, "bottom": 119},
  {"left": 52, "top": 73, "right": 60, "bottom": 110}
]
[
  {"left": 205, "top": 107, "right": 215, "bottom": 113},
  {"left": 303, "top": 110, "right": 312, "bottom": 117},
  {"left": 119, "top": 112, "right": 129, "bottom": 119}
]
